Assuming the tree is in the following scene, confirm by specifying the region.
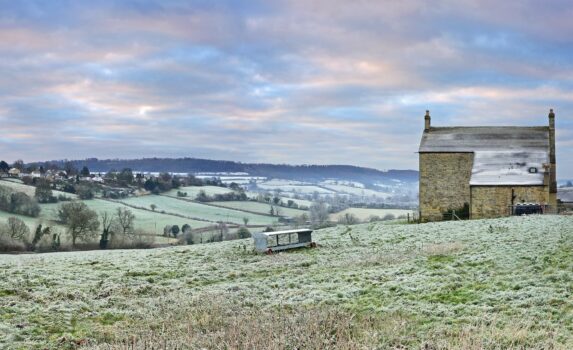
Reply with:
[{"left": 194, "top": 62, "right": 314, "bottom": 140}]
[
  {"left": 171, "top": 225, "right": 180, "bottom": 238},
  {"left": 75, "top": 185, "right": 94, "bottom": 200},
  {"left": 34, "top": 179, "right": 54, "bottom": 203},
  {"left": 115, "top": 207, "right": 135, "bottom": 236},
  {"left": 64, "top": 161, "right": 78, "bottom": 176},
  {"left": 9, "top": 192, "right": 41, "bottom": 217},
  {"left": 117, "top": 168, "right": 134, "bottom": 186},
  {"left": 242, "top": 217, "right": 249, "bottom": 226},
  {"left": 6, "top": 217, "right": 30, "bottom": 241},
  {"left": 309, "top": 201, "right": 329, "bottom": 227},
  {"left": 339, "top": 213, "right": 359, "bottom": 225},
  {"left": 100, "top": 212, "right": 114, "bottom": 249},
  {"left": 196, "top": 190, "right": 209, "bottom": 202},
  {"left": 150, "top": 204, "right": 157, "bottom": 211},
  {"left": 58, "top": 202, "right": 100, "bottom": 247},
  {"left": 163, "top": 225, "right": 172, "bottom": 237},
  {"left": 181, "top": 224, "right": 191, "bottom": 234},
  {"left": 295, "top": 213, "right": 309, "bottom": 228},
  {"left": 81, "top": 166, "right": 90, "bottom": 177},
  {"left": 29, "top": 224, "right": 51, "bottom": 251},
  {"left": 144, "top": 178, "right": 157, "bottom": 192},
  {"left": 0, "top": 161, "right": 9, "bottom": 173},
  {"left": 12, "top": 160, "right": 24, "bottom": 171}
]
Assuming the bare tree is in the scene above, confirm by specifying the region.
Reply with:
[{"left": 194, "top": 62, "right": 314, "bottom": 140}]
[
  {"left": 309, "top": 201, "right": 329, "bottom": 227},
  {"left": 6, "top": 217, "right": 30, "bottom": 241},
  {"left": 115, "top": 207, "right": 135, "bottom": 236},
  {"left": 100, "top": 212, "right": 114, "bottom": 249},
  {"left": 58, "top": 202, "right": 100, "bottom": 247}
]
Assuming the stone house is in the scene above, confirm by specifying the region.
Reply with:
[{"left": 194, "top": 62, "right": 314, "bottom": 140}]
[{"left": 418, "top": 109, "right": 557, "bottom": 221}]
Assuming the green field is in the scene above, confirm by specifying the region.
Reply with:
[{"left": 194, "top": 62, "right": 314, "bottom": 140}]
[
  {"left": 1, "top": 215, "right": 571, "bottom": 348},
  {"left": 330, "top": 207, "right": 413, "bottom": 222},
  {"left": 209, "top": 200, "right": 308, "bottom": 217},
  {"left": 120, "top": 195, "right": 278, "bottom": 226}
]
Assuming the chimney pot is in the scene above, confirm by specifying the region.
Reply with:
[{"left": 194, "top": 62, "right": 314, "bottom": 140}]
[{"left": 424, "top": 110, "right": 431, "bottom": 131}]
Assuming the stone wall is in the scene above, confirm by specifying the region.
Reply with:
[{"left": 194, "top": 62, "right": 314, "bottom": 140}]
[
  {"left": 419, "top": 153, "right": 473, "bottom": 221},
  {"left": 470, "top": 186, "right": 549, "bottom": 219}
]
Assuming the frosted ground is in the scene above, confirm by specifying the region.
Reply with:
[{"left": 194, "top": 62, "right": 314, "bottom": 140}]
[{"left": 1, "top": 215, "right": 572, "bottom": 349}]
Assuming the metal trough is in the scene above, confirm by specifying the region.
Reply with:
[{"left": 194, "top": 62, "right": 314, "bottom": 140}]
[{"left": 252, "top": 229, "right": 315, "bottom": 254}]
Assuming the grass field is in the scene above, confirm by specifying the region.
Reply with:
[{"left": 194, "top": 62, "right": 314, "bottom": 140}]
[
  {"left": 209, "top": 200, "right": 308, "bottom": 217},
  {"left": 120, "top": 195, "right": 278, "bottom": 226},
  {"left": 38, "top": 199, "right": 211, "bottom": 235},
  {"left": 330, "top": 207, "right": 413, "bottom": 222},
  {"left": 320, "top": 183, "right": 391, "bottom": 198},
  {"left": 0, "top": 179, "right": 77, "bottom": 199},
  {"left": 1, "top": 215, "right": 572, "bottom": 348},
  {"left": 0, "top": 211, "right": 60, "bottom": 231},
  {"left": 257, "top": 183, "right": 334, "bottom": 195},
  {"left": 163, "top": 185, "right": 234, "bottom": 199}
]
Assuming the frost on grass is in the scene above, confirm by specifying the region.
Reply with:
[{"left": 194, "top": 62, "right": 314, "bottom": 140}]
[{"left": 0, "top": 215, "right": 572, "bottom": 349}]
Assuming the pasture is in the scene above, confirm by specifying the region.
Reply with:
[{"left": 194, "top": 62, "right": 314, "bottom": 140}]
[
  {"left": 163, "top": 185, "right": 234, "bottom": 199},
  {"left": 38, "top": 199, "right": 211, "bottom": 235},
  {"left": 330, "top": 207, "right": 413, "bottom": 222},
  {"left": 120, "top": 195, "right": 278, "bottom": 226},
  {"left": 0, "top": 179, "right": 77, "bottom": 199},
  {"left": 209, "top": 200, "right": 308, "bottom": 217},
  {"left": 257, "top": 183, "right": 334, "bottom": 195},
  {"left": 1, "top": 215, "right": 571, "bottom": 348}
]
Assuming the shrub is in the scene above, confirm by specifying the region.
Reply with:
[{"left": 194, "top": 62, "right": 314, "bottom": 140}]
[
  {"left": 382, "top": 214, "right": 396, "bottom": 221},
  {"left": 237, "top": 227, "right": 251, "bottom": 239},
  {"left": 75, "top": 185, "right": 94, "bottom": 200}
]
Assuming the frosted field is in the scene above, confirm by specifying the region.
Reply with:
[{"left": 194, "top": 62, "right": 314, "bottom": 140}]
[
  {"left": 320, "top": 183, "right": 391, "bottom": 198},
  {"left": 0, "top": 211, "right": 62, "bottom": 231},
  {"left": 120, "top": 195, "right": 278, "bottom": 226},
  {"left": 257, "top": 183, "right": 334, "bottom": 194},
  {"left": 38, "top": 199, "right": 211, "bottom": 234},
  {"left": 1, "top": 215, "right": 572, "bottom": 348},
  {"left": 209, "top": 200, "right": 308, "bottom": 217},
  {"left": 0, "top": 179, "right": 77, "bottom": 199},
  {"left": 330, "top": 208, "right": 414, "bottom": 221},
  {"left": 163, "top": 185, "right": 234, "bottom": 199}
]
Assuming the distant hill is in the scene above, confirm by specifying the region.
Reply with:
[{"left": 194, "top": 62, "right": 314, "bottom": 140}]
[{"left": 30, "top": 158, "right": 419, "bottom": 184}]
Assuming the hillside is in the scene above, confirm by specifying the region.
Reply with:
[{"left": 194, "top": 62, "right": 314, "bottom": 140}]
[
  {"left": 29, "top": 157, "right": 419, "bottom": 184},
  {"left": 1, "top": 215, "right": 572, "bottom": 349}
]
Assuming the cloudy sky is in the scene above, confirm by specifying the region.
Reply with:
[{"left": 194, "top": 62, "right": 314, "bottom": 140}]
[{"left": 1, "top": 0, "right": 572, "bottom": 177}]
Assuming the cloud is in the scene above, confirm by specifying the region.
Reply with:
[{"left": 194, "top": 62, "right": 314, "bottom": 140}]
[{"left": 0, "top": 0, "right": 572, "bottom": 177}]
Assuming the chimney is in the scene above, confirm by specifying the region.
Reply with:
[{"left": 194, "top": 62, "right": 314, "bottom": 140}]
[
  {"left": 548, "top": 108, "right": 557, "bottom": 205},
  {"left": 424, "top": 110, "right": 431, "bottom": 131}
]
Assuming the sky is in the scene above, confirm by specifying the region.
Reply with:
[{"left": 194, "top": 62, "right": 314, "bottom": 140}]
[{"left": 1, "top": 0, "right": 572, "bottom": 177}]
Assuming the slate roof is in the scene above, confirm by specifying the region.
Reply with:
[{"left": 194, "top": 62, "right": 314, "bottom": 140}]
[
  {"left": 419, "top": 126, "right": 549, "bottom": 153},
  {"left": 419, "top": 126, "right": 550, "bottom": 186}
]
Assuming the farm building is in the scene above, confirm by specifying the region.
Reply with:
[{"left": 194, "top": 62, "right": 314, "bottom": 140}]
[{"left": 418, "top": 109, "right": 557, "bottom": 221}]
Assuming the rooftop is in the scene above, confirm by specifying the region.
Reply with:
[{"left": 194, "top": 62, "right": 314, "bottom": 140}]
[{"left": 419, "top": 126, "right": 549, "bottom": 153}]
